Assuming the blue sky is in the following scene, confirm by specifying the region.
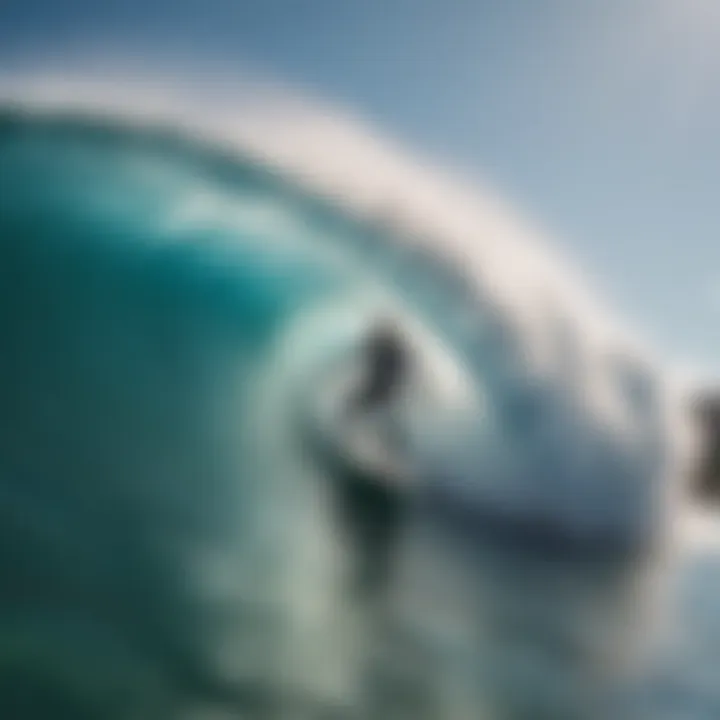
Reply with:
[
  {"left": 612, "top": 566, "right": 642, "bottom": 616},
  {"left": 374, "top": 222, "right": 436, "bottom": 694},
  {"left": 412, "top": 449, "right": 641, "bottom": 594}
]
[{"left": 2, "top": 0, "right": 720, "bottom": 374}]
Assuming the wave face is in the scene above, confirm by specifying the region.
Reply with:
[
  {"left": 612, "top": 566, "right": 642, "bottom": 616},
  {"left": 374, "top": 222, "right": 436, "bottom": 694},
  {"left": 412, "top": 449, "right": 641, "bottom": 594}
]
[{"left": 0, "top": 103, "right": 694, "bottom": 719}]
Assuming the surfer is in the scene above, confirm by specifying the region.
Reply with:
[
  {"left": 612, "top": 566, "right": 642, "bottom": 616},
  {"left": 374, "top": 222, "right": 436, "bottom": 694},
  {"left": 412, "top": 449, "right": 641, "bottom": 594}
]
[
  {"left": 350, "top": 319, "right": 410, "bottom": 415},
  {"left": 339, "top": 320, "right": 412, "bottom": 597},
  {"left": 343, "top": 318, "right": 413, "bottom": 482}
]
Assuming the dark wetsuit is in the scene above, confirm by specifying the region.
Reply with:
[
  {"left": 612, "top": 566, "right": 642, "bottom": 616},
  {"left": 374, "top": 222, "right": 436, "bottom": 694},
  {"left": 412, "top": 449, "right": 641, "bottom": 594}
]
[
  {"left": 351, "top": 324, "right": 408, "bottom": 413},
  {"left": 343, "top": 323, "right": 410, "bottom": 596}
]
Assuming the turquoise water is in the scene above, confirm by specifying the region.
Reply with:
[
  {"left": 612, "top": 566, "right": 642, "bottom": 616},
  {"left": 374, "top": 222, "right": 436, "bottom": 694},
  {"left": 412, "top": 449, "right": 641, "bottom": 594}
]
[{"left": 0, "top": 109, "right": 718, "bottom": 719}]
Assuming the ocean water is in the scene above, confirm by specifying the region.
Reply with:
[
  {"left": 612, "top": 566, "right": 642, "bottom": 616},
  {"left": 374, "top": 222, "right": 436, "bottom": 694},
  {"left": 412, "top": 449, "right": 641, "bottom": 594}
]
[{"left": 0, "top": 107, "right": 718, "bottom": 719}]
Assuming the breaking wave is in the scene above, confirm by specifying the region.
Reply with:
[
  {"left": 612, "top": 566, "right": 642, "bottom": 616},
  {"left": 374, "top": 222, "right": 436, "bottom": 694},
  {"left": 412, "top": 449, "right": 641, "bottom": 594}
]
[{"left": 0, "top": 74, "right": 706, "bottom": 718}]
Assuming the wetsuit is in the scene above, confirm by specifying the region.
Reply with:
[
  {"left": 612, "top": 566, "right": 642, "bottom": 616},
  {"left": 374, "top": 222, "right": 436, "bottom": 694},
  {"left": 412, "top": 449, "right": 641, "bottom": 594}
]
[
  {"left": 351, "top": 324, "right": 408, "bottom": 413},
  {"left": 342, "top": 325, "right": 410, "bottom": 595}
]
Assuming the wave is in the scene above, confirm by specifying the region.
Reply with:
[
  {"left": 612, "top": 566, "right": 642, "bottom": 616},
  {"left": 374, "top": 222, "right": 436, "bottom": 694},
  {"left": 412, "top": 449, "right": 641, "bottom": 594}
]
[{"left": 0, "top": 73, "right": 707, "bottom": 718}]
